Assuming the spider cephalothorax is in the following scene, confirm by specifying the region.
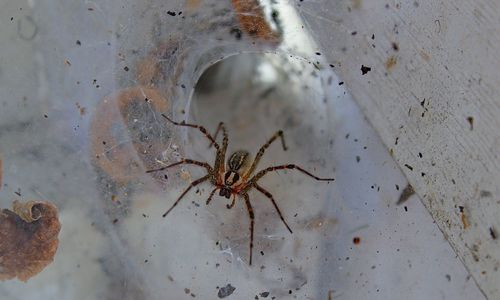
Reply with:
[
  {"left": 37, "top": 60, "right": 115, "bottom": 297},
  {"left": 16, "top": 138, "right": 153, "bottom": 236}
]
[{"left": 147, "top": 114, "right": 334, "bottom": 265}]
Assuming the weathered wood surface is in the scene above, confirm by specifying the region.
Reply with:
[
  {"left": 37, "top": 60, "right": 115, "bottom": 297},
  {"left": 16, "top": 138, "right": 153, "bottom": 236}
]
[{"left": 298, "top": 0, "right": 499, "bottom": 298}]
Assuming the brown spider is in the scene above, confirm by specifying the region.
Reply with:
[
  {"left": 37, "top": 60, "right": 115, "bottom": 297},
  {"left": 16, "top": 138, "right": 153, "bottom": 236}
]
[{"left": 147, "top": 114, "right": 334, "bottom": 265}]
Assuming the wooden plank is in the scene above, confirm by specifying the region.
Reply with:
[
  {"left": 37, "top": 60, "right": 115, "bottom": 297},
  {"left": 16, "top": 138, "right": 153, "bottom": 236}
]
[{"left": 297, "top": 0, "right": 500, "bottom": 297}]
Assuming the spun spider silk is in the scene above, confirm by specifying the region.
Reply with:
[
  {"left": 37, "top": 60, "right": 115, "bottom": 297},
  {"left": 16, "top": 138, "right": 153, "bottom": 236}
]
[{"left": 0, "top": 0, "right": 483, "bottom": 299}]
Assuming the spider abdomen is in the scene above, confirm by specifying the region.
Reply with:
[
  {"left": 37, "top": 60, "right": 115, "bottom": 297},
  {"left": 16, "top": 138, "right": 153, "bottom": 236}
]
[{"left": 228, "top": 150, "right": 250, "bottom": 171}]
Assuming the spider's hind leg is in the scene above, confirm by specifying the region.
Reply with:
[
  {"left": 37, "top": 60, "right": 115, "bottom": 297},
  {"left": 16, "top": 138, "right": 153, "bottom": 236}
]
[
  {"left": 242, "top": 193, "right": 255, "bottom": 266},
  {"left": 254, "top": 184, "right": 293, "bottom": 234}
]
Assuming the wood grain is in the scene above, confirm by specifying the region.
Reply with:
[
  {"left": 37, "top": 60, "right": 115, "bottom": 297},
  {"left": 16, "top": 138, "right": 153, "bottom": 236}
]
[{"left": 298, "top": 0, "right": 500, "bottom": 297}]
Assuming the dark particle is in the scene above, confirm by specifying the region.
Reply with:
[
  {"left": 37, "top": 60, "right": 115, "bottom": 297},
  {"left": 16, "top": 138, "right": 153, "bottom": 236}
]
[
  {"left": 397, "top": 183, "right": 415, "bottom": 205},
  {"left": 167, "top": 11, "right": 176, "bottom": 16},
  {"left": 404, "top": 206, "right": 408, "bottom": 212},
  {"left": 338, "top": 81, "right": 344, "bottom": 85},
  {"left": 315, "top": 52, "right": 321, "bottom": 56},
  {"left": 391, "top": 42, "right": 399, "bottom": 51},
  {"left": 445, "top": 274, "right": 451, "bottom": 281},
  {"left": 329, "top": 64, "right": 335, "bottom": 68},
  {"left": 404, "top": 164, "right": 413, "bottom": 171},
  {"left": 124, "top": 66, "right": 129, "bottom": 72},
  {"left": 76, "top": 40, "right": 81, "bottom": 45},
  {"left": 44, "top": 114, "right": 48, "bottom": 118},
  {"left": 395, "top": 137, "right": 399, "bottom": 145},
  {"left": 490, "top": 227, "right": 497, "bottom": 240},
  {"left": 361, "top": 65, "right": 371, "bottom": 75},
  {"left": 260, "top": 251, "right": 264, "bottom": 256},
  {"left": 371, "top": 34, "right": 375, "bottom": 40},
  {"left": 353, "top": 237, "right": 361, "bottom": 245},
  {"left": 260, "top": 292, "right": 270, "bottom": 298},
  {"left": 395, "top": 184, "right": 399, "bottom": 190},
  {"left": 351, "top": 31, "right": 357, "bottom": 35},
  {"left": 467, "top": 116, "right": 474, "bottom": 130},
  {"left": 218, "top": 284, "right": 236, "bottom": 298},
  {"left": 480, "top": 190, "right": 492, "bottom": 198},
  {"left": 418, "top": 152, "right": 422, "bottom": 158},
  {"left": 356, "top": 156, "right": 360, "bottom": 163},
  {"left": 181, "top": 84, "right": 186, "bottom": 89},
  {"left": 112, "top": 218, "right": 118, "bottom": 224},
  {"left": 230, "top": 28, "right": 242, "bottom": 40}
]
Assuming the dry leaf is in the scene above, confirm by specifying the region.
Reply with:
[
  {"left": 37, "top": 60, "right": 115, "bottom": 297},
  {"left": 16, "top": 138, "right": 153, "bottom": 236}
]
[{"left": 0, "top": 200, "right": 61, "bottom": 282}]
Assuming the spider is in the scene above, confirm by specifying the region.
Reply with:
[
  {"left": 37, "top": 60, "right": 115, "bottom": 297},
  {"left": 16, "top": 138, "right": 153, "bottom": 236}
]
[{"left": 147, "top": 114, "right": 334, "bottom": 265}]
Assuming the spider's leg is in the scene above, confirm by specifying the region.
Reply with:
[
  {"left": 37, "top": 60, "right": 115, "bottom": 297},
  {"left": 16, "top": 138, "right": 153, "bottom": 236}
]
[
  {"left": 248, "top": 164, "right": 335, "bottom": 186},
  {"left": 209, "top": 122, "right": 227, "bottom": 150},
  {"left": 254, "top": 184, "right": 292, "bottom": 234},
  {"left": 242, "top": 193, "right": 255, "bottom": 266},
  {"left": 210, "top": 122, "right": 228, "bottom": 175},
  {"left": 146, "top": 159, "right": 212, "bottom": 173},
  {"left": 161, "top": 114, "right": 221, "bottom": 151},
  {"left": 226, "top": 194, "right": 236, "bottom": 209},
  {"left": 244, "top": 130, "right": 287, "bottom": 179},
  {"left": 162, "top": 175, "right": 209, "bottom": 217},
  {"left": 206, "top": 188, "right": 218, "bottom": 205}
]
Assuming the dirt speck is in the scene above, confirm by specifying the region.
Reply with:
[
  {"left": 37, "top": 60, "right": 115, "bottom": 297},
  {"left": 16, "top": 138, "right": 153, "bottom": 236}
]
[
  {"left": 385, "top": 56, "right": 397, "bottom": 70},
  {"left": 459, "top": 206, "right": 469, "bottom": 230},
  {"left": 489, "top": 227, "right": 497, "bottom": 240},
  {"left": 420, "top": 50, "right": 431, "bottom": 62},
  {"left": 467, "top": 116, "right": 474, "bottom": 130},
  {"left": 352, "top": 0, "right": 362, "bottom": 9},
  {"left": 218, "top": 284, "right": 236, "bottom": 298},
  {"left": 361, "top": 65, "right": 372, "bottom": 75}
]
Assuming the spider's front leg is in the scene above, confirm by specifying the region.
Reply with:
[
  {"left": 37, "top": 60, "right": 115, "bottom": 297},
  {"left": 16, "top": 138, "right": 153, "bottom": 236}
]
[
  {"left": 244, "top": 130, "right": 287, "bottom": 179},
  {"left": 249, "top": 164, "right": 335, "bottom": 184},
  {"left": 146, "top": 159, "right": 212, "bottom": 173},
  {"left": 161, "top": 114, "right": 221, "bottom": 151}
]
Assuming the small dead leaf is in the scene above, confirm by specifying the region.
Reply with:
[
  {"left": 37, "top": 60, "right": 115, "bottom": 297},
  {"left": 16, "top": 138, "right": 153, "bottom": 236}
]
[
  {"left": 396, "top": 183, "right": 415, "bottom": 205},
  {"left": 0, "top": 200, "right": 61, "bottom": 282}
]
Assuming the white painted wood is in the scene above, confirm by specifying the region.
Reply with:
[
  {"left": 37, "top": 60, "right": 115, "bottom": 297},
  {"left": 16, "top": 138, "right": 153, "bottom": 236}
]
[{"left": 297, "top": 0, "right": 500, "bottom": 298}]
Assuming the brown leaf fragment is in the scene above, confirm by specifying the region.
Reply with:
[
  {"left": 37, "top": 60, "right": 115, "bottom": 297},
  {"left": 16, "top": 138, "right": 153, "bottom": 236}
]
[
  {"left": 231, "top": 0, "right": 281, "bottom": 42},
  {"left": 396, "top": 183, "right": 415, "bottom": 205},
  {"left": 0, "top": 200, "right": 61, "bottom": 282}
]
